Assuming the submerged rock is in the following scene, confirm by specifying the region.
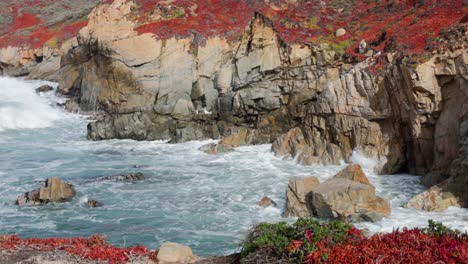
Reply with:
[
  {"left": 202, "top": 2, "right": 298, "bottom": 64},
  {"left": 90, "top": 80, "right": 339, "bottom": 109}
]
[
  {"left": 283, "top": 165, "right": 390, "bottom": 222},
  {"left": 404, "top": 185, "right": 460, "bottom": 212},
  {"left": 16, "top": 177, "right": 76, "bottom": 206},
  {"left": 283, "top": 176, "right": 320, "bottom": 217},
  {"left": 87, "top": 199, "right": 103, "bottom": 208},
  {"left": 96, "top": 172, "right": 145, "bottom": 182},
  {"left": 157, "top": 242, "right": 199, "bottom": 264},
  {"left": 199, "top": 143, "right": 234, "bottom": 154},
  {"left": 257, "top": 196, "right": 277, "bottom": 207},
  {"left": 35, "top": 84, "right": 53, "bottom": 93}
]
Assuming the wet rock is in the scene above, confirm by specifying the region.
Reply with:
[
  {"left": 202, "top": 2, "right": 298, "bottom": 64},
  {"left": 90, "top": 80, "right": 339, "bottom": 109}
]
[
  {"left": 283, "top": 176, "right": 320, "bottom": 217},
  {"left": 16, "top": 177, "right": 76, "bottom": 206},
  {"left": 307, "top": 165, "right": 390, "bottom": 222},
  {"left": 96, "top": 172, "right": 145, "bottom": 182},
  {"left": 199, "top": 143, "right": 234, "bottom": 154},
  {"left": 404, "top": 185, "right": 460, "bottom": 212},
  {"left": 87, "top": 199, "right": 103, "bottom": 208},
  {"left": 157, "top": 242, "right": 200, "bottom": 264},
  {"left": 257, "top": 196, "right": 277, "bottom": 207},
  {"left": 35, "top": 84, "right": 53, "bottom": 93}
]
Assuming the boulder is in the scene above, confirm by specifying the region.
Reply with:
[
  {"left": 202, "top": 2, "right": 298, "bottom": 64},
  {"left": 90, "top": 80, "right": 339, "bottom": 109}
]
[
  {"left": 258, "top": 196, "right": 277, "bottom": 207},
  {"left": 157, "top": 242, "right": 199, "bottom": 264},
  {"left": 16, "top": 177, "right": 76, "bottom": 206},
  {"left": 404, "top": 185, "right": 460, "bottom": 212},
  {"left": 307, "top": 165, "right": 390, "bottom": 222},
  {"left": 35, "top": 85, "right": 54, "bottom": 93},
  {"left": 87, "top": 199, "right": 103, "bottom": 208},
  {"left": 201, "top": 128, "right": 253, "bottom": 154},
  {"left": 335, "top": 28, "right": 346, "bottom": 37},
  {"left": 96, "top": 172, "right": 145, "bottom": 182},
  {"left": 283, "top": 176, "right": 320, "bottom": 217}
]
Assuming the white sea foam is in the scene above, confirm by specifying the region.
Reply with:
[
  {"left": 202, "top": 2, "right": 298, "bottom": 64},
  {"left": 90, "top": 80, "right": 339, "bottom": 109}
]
[{"left": 0, "top": 77, "right": 65, "bottom": 132}]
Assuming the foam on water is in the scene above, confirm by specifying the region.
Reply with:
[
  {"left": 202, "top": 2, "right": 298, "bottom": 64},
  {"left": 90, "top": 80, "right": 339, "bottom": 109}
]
[
  {"left": 0, "top": 77, "right": 66, "bottom": 132},
  {"left": 0, "top": 78, "right": 466, "bottom": 257}
]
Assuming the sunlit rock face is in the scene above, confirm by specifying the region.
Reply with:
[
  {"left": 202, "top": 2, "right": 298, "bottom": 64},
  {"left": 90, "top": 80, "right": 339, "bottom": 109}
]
[{"left": 0, "top": 0, "right": 467, "bottom": 205}]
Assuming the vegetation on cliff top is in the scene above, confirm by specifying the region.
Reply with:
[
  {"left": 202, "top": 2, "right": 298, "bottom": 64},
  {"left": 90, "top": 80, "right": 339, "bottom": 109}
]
[
  {"left": 242, "top": 219, "right": 468, "bottom": 264},
  {"left": 1, "top": 0, "right": 466, "bottom": 56}
]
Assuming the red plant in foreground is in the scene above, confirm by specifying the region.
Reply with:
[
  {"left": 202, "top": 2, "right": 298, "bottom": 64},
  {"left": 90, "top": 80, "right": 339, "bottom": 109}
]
[{"left": 0, "top": 234, "right": 158, "bottom": 264}]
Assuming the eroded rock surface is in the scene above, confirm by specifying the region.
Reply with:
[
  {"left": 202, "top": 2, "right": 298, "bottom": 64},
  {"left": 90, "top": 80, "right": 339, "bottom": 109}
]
[{"left": 404, "top": 185, "right": 460, "bottom": 212}]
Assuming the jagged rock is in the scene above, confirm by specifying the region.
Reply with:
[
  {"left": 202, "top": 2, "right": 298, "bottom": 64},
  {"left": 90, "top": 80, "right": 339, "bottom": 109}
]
[
  {"left": 404, "top": 185, "right": 460, "bottom": 212},
  {"left": 157, "top": 242, "right": 199, "bottom": 264},
  {"left": 64, "top": 99, "right": 80, "bottom": 113},
  {"left": 35, "top": 85, "right": 53, "bottom": 93},
  {"left": 96, "top": 172, "right": 145, "bottom": 182},
  {"left": 283, "top": 176, "right": 320, "bottom": 217},
  {"left": 16, "top": 177, "right": 76, "bottom": 206},
  {"left": 257, "top": 196, "right": 277, "bottom": 207},
  {"left": 306, "top": 165, "right": 390, "bottom": 222},
  {"left": 335, "top": 28, "right": 346, "bottom": 37}
]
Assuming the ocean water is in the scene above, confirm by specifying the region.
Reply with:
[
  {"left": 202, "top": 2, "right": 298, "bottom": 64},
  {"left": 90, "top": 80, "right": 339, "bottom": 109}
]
[{"left": 0, "top": 77, "right": 467, "bottom": 257}]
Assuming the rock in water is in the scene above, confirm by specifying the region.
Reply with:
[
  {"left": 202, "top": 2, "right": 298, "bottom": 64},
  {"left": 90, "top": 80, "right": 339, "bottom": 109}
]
[
  {"left": 87, "top": 199, "right": 103, "bottom": 208},
  {"left": 96, "top": 172, "right": 145, "bottom": 182},
  {"left": 16, "top": 177, "right": 76, "bottom": 206},
  {"left": 157, "top": 242, "right": 199, "bottom": 264},
  {"left": 258, "top": 196, "right": 277, "bottom": 207},
  {"left": 35, "top": 84, "right": 53, "bottom": 93},
  {"left": 283, "top": 176, "right": 320, "bottom": 217},
  {"left": 404, "top": 185, "right": 460, "bottom": 212},
  {"left": 308, "top": 165, "right": 390, "bottom": 222},
  {"left": 199, "top": 143, "right": 234, "bottom": 154}
]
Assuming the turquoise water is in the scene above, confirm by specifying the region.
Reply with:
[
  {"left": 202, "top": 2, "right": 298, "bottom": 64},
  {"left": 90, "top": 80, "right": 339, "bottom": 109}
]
[{"left": 0, "top": 77, "right": 467, "bottom": 257}]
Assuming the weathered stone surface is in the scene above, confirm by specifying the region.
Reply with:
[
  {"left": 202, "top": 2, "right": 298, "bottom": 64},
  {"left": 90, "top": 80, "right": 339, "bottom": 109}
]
[
  {"left": 306, "top": 165, "right": 390, "bottom": 222},
  {"left": 157, "top": 242, "right": 199, "bottom": 264},
  {"left": 258, "top": 196, "right": 277, "bottom": 207},
  {"left": 404, "top": 185, "right": 460, "bottom": 211},
  {"left": 16, "top": 178, "right": 76, "bottom": 206},
  {"left": 283, "top": 176, "right": 320, "bottom": 217},
  {"left": 96, "top": 172, "right": 145, "bottom": 182}
]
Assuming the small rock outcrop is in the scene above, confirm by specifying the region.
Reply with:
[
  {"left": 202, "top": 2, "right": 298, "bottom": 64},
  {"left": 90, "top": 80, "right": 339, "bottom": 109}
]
[
  {"left": 308, "top": 165, "right": 390, "bottom": 222},
  {"left": 283, "top": 176, "right": 320, "bottom": 217},
  {"left": 16, "top": 177, "right": 76, "bottom": 206},
  {"left": 96, "top": 173, "right": 145, "bottom": 182},
  {"left": 404, "top": 185, "right": 460, "bottom": 212},
  {"left": 199, "top": 143, "right": 234, "bottom": 154},
  {"left": 87, "top": 199, "right": 103, "bottom": 208},
  {"left": 35, "top": 84, "right": 53, "bottom": 93},
  {"left": 283, "top": 165, "right": 390, "bottom": 222},
  {"left": 157, "top": 242, "right": 199, "bottom": 264},
  {"left": 257, "top": 196, "right": 277, "bottom": 207}
]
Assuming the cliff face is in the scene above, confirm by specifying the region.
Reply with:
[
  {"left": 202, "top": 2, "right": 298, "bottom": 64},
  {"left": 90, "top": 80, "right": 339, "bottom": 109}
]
[{"left": 0, "top": 0, "right": 467, "bottom": 205}]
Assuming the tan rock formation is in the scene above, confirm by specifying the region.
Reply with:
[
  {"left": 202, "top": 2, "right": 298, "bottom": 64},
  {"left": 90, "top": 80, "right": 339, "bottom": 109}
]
[
  {"left": 283, "top": 176, "right": 320, "bottom": 217},
  {"left": 157, "top": 242, "right": 199, "bottom": 264},
  {"left": 404, "top": 185, "right": 460, "bottom": 212}
]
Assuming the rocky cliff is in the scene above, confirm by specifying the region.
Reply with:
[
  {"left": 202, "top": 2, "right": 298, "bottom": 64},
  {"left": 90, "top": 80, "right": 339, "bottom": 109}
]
[{"left": 0, "top": 0, "right": 467, "bottom": 205}]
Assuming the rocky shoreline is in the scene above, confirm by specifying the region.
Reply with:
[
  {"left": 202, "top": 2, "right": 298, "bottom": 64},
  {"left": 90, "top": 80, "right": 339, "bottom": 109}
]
[
  {"left": 1, "top": 0, "right": 467, "bottom": 262},
  {"left": 1, "top": 1, "right": 466, "bottom": 206}
]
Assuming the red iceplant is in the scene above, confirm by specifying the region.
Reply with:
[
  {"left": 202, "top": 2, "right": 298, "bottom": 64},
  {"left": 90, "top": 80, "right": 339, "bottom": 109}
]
[{"left": 0, "top": 234, "right": 158, "bottom": 264}]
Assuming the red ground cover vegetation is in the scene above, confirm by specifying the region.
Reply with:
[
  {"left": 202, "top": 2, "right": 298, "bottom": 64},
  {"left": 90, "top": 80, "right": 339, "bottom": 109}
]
[
  {"left": 0, "top": 234, "right": 157, "bottom": 264},
  {"left": 300, "top": 228, "right": 468, "bottom": 264},
  {"left": 0, "top": 0, "right": 466, "bottom": 56}
]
